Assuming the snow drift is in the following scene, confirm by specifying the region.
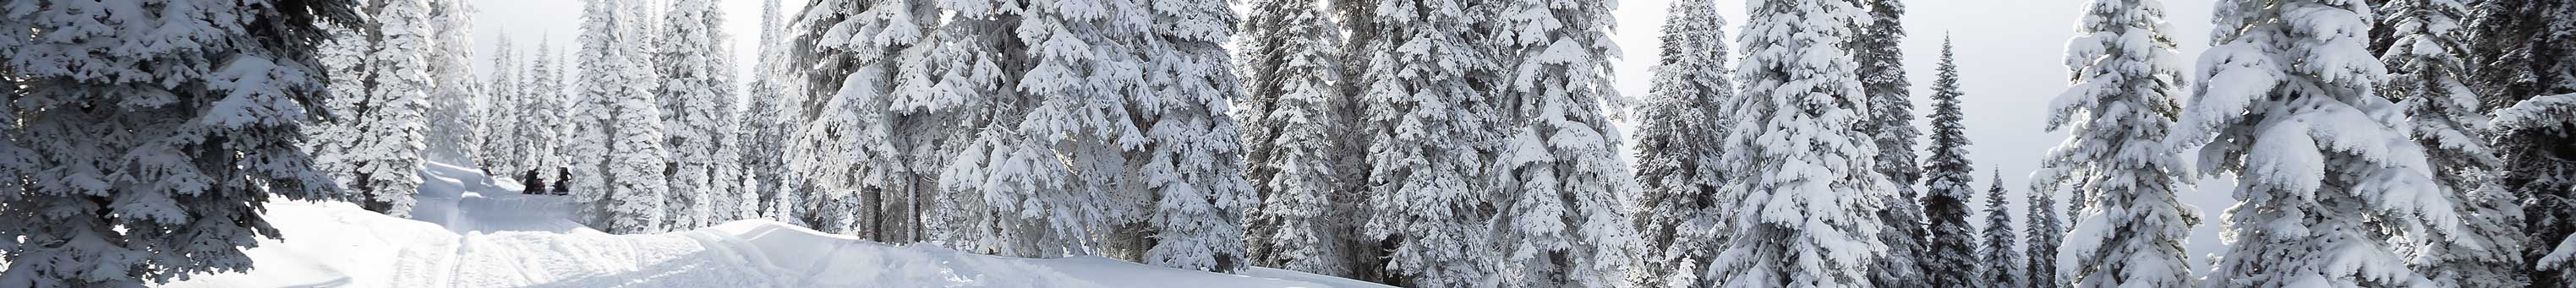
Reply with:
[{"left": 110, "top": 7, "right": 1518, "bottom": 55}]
[{"left": 161, "top": 162, "right": 1383, "bottom": 287}]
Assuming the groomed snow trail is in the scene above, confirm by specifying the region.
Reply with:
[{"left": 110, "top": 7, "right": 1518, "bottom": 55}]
[{"left": 162, "top": 162, "right": 1386, "bottom": 287}]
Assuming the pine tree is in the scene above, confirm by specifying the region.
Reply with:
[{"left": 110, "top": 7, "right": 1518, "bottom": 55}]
[
  {"left": 567, "top": 0, "right": 621, "bottom": 229},
  {"left": 349, "top": 0, "right": 440, "bottom": 218},
  {"left": 1353, "top": 0, "right": 1501, "bottom": 285},
  {"left": 922, "top": 0, "right": 1036, "bottom": 255},
  {"left": 482, "top": 33, "right": 523, "bottom": 176},
  {"left": 518, "top": 39, "right": 565, "bottom": 187},
  {"left": 424, "top": 0, "right": 480, "bottom": 166},
  {"left": 310, "top": 20, "right": 373, "bottom": 198},
  {"left": 2181, "top": 1, "right": 2464, "bottom": 285},
  {"left": 744, "top": 0, "right": 798, "bottom": 224},
  {"left": 1134, "top": 0, "right": 1256, "bottom": 272},
  {"left": 1633, "top": 0, "right": 1732, "bottom": 285},
  {"left": 1702, "top": 0, "right": 1890, "bottom": 285},
  {"left": 2043, "top": 0, "right": 2201, "bottom": 286},
  {"left": 2469, "top": 1, "right": 2576, "bottom": 286},
  {"left": 1918, "top": 37, "right": 1982, "bottom": 288},
  {"left": 2025, "top": 182, "right": 2064, "bottom": 287},
  {"left": 654, "top": 0, "right": 733, "bottom": 231},
  {"left": 1484, "top": 0, "right": 1645, "bottom": 284},
  {"left": 1853, "top": 1, "right": 1931, "bottom": 285},
  {"left": 2380, "top": 0, "right": 2525, "bottom": 286},
  {"left": 1981, "top": 171, "right": 2028, "bottom": 287},
  {"left": 2494, "top": 94, "right": 2576, "bottom": 286},
  {"left": 790, "top": 0, "right": 943, "bottom": 240},
  {"left": 1238, "top": 0, "right": 1359, "bottom": 276},
  {"left": 0, "top": 0, "right": 357, "bottom": 285}
]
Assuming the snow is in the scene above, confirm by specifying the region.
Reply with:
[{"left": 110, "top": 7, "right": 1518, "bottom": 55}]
[{"left": 162, "top": 162, "right": 1387, "bottom": 287}]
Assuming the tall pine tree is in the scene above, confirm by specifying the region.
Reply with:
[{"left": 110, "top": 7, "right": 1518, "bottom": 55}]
[
  {"left": 2380, "top": 0, "right": 2526, "bottom": 286},
  {"left": 2043, "top": 0, "right": 2201, "bottom": 286},
  {"left": 2469, "top": 1, "right": 2576, "bottom": 286},
  {"left": 2495, "top": 94, "right": 2576, "bottom": 286},
  {"left": 348, "top": 0, "right": 439, "bottom": 218},
  {"left": 1485, "top": 0, "right": 1645, "bottom": 284},
  {"left": 2025, "top": 182, "right": 2064, "bottom": 287},
  {"left": 1918, "top": 37, "right": 1982, "bottom": 288},
  {"left": 2182, "top": 0, "right": 2465, "bottom": 285},
  {"left": 1853, "top": 1, "right": 1931, "bottom": 285},
  {"left": 1354, "top": 0, "right": 1501, "bottom": 285},
  {"left": 1633, "top": 0, "right": 1734, "bottom": 285},
  {"left": 1703, "top": 0, "right": 1892, "bottom": 285},
  {"left": 1238, "top": 0, "right": 1359, "bottom": 276}
]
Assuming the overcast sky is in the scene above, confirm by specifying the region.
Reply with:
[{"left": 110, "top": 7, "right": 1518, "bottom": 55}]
[{"left": 470, "top": 0, "right": 2240, "bottom": 269}]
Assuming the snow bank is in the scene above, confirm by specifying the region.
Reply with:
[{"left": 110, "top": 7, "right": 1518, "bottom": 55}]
[{"left": 163, "top": 162, "right": 1385, "bottom": 287}]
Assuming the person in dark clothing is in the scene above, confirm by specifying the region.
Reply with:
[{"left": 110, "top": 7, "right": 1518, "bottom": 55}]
[
  {"left": 521, "top": 170, "right": 547, "bottom": 194},
  {"left": 552, "top": 167, "right": 572, "bottom": 195}
]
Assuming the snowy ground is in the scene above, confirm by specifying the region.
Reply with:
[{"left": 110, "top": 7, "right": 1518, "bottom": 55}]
[{"left": 161, "top": 162, "right": 1385, "bottom": 287}]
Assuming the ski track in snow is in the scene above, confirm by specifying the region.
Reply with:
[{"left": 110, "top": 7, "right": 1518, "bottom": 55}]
[{"left": 160, "top": 162, "right": 1385, "bottom": 287}]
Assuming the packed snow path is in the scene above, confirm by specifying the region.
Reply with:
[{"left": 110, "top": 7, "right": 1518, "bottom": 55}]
[{"left": 164, "top": 162, "right": 1383, "bottom": 287}]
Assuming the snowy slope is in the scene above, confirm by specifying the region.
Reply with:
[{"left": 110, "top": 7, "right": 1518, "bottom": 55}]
[{"left": 164, "top": 162, "right": 1386, "bottom": 287}]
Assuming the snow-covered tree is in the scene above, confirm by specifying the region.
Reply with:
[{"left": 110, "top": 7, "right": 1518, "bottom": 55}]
[
  {"left": 517, "top": 39, "right": 566, "bottom": 185},
  {"left": 482, "top": 34, "right": 523, "bottom": 177},
  {"left": 1702, "top": 0, "right": 1892, "bottom": 286},
  {"left": 1238, "top": 0, "right": 1359, "bottom": 275},
  {"left": 1852, "top": 1, "right": 1930, "bottom": 285},
  {"left": 2041, "top": 0, "right": 2201, "bottom": 286},
  {"left": 791, "top": 0, "right": 944, "bottom": 241},
  {"left": 2025, "top": 182, "right": 2064, "bottom": 287},
  {"left": 2179, "top": 1, "right": 2464, "bottom": 285},
  {"left": 1354, "top": 0, "right": 1501, "bottom": 285},
  {"left": 566, "top": 0, "right": 668, "bottom": 234},
  {"left": 744, "top": 0, "right": 798, "bottom": 225},
  {"left": 2468, "top": 1, "right": 2576, "bottom": 286},
  {"left": 2378, "top": 0, "right": 2525, "bottom": 286},
  {"left": 347, "top": 0, "right": 440, "bottom": 218},
  {"left": 1633, "top": 0, "right": 1733, "bottom": 285},
  {"left": 424, "top": 0, "right": 480, "bottom": 166},
  {"left": 1981, "top": 171, "right": 2028, "bottom": 287},
  {"left": 310, "top": 21, "right": 373, "bottom": 197},
  {"left": 1135, "top": 0, "right": 1256, "bottom": 273},
  {"left": 1483, "top": 0, "right": 1645, "bottom": 283},
  {"left": 0, "top": 0, "right": 356, "bottom": 285},
  {"left": 921, "top": 0, "right": 1036, "bottom": 254},
  {"left": 1918, "top": 37, "right": 1982, "bottom": 288},
  {"left": 2494, "top": 94, "right": 2576, "bottom": 286},
  {"left": 654, "top": 0, "right": 735, "bottom": 231}
]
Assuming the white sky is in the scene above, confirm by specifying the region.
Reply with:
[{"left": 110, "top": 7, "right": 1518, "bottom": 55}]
[{"left": 471, "top": 0, "right": 2239, "bottom": 269}]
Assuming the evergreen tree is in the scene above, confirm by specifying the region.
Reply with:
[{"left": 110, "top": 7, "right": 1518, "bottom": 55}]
[
  {"left": 518, "top": 39, "right": 565, "bottom": 187},
  {"left": 1484, "top": 0, "right": 1645, "bottom": 284},
  {"left": 349, "top": 0, "right": 439, "bottom": 218},
  {"left": 1135, "top": 0, "right": 1256, "bottom": 272},
  {"left": 654, "top": 0, "right": 732, "bottom": 231},
  {"left": 1853, "top": 1, "right": 1930, "bottom": 285},
  {"left": 2494, "top": 94, "right": 2576, "bottom": 286},
  {"left": 793, "top": 0, "right": 943, "bottom": 240},
  {"left": 2181, "top": 1, "right": 2464, "bottom": 285},
  {"left": 1353, "top": 0, "right": 1501, "bottom": 285},
  {"left": 1633, "top": 0, "right": 1733, "bottom": 285},
  {"left": 2025, "top": 182, "right": 2063, "bottom": 287},
  {"left": 1238, "top": 0, "right": 1359, "bottom": 276},
  {"left": 604, "top": 0, "right": 670, "bottom": 234},
  {"left": 922, "top": 0, "right": 1035, "bottom": 255},
  {"left": 2380, "top": 0, "right": 2525, "bottom": 286},
  {"left": 0, "top": 0, "right": 357, "bottom": 285},
  {"left": 424, "top": 0, "right": 480, "bottom": 166},
  {"left": 482, "top": 33, "right": 523, "bottom": 176},
  {"left": 1918, "top": 37, "right": 1982, "bottom": 288},
  {"left": 744, "top": 0, "right": 798, "bottom": 224},
  {"left": 1981, "top": 171, "right": 2028, "bottom": 287},
  {"left": 1702, "top": 0, "right": 1891, "bottom": 285},
  {"left": 310, "top": 18, "right": 373, "bottom": 200},
  {"left": 2469, "top": 1, "right": 2576, "bottom": 286},
  {"left": 2043, "top": 0, "right": 2201, "bottom": 286}
]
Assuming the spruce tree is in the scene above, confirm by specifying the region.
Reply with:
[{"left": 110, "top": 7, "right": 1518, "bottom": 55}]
[
  {"left": 2494, "top": 94, "right": 2576, "bottom": 286},
  {"left": 604, "top": 0, "right": 670, "bottom": 234},
  {"left": 1239, "top": 0, "right": 1359, "bottom": 276},
  {"left": 1633, "top": 0, "right": 1733, "bottom": 285},
  {"left": 1485, "top": 0, "right": 1644, "bottom": 284},
  {"left": 2181, "top": 0, "right": 2465, "bottom": 285},
  {"left": 744, "top": 0, "right": 797, "bottom": 224},
  {"left": 1354, "top": 0, "right": 1501, "bottom": 285},
  {"left": 2025, "top": 183, "right": 2063, "bottom": 287},
  {"left": 423, "top": 0, "right": 480, "bottom": 166},
  {"left": 1853, "top": 1, "right": 1931, "bottom": 285},
  {"left": 1702, "top": 0, "right": 1891, "bottom": 285},
  {"left": 1980, "top": 171, "right": 2028, "bottom": 287},
  {"left": 2382, "top": 0, "right": 2524, "bottom": 286},
  {"left": 2469, "top": 1, "right": 2576, "bottom": 286},
  {"left": 517, "top": 39, "right": 565, "bottom": 187},
  {"left": 0, "top": 0, "right": 357, "bottom": 285},
  {"left": 1918, "top": 37, "right": 1981, "bottom": 288},
  {"left": 566, "top": 0, "right": 621, "bottom": 228},
  {"left": 482, "top": 34, "right": 522, "bottom": 176},
  {"left": 1134, "top": 0, "right": 1257, "bottom": 273},
  {"left": 2043, "top": 0, "right": 2200, "bottom": 286},
  {"left": 653, "top": 0, "right": 732, "bottom": 231},
  {"left": 349, "top": 0, "right": 439, "bottom": 218}
]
